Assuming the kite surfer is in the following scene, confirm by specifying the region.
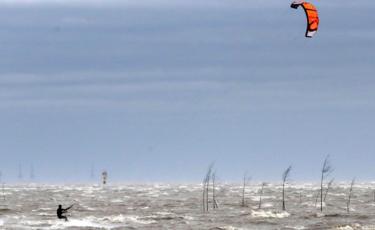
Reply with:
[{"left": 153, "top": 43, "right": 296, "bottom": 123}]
[{"left": 57, "top": 204, "right": 73, "bottom": 221}]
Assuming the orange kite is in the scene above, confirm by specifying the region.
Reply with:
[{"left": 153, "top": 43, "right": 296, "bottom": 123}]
[{"left": 291, "top": 1, "right": 319, "bottom": 38}]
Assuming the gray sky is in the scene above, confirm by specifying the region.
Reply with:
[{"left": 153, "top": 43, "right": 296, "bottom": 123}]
[{"left": 0, "top": 0, "right": 374, "bottom": 182}]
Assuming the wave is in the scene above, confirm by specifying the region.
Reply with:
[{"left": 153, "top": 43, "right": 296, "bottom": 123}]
[{"left": 251, "top": 210, "right": 290, "bottom": 218}]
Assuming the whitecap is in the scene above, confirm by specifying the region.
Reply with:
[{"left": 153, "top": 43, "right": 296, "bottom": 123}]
[
  {"left": 101, "top": 215, "right": 156, "bottom": 225},
  {"left": 291, "top": 226, "right": 305, "bottom": 230},
  {"left": 49, "top": 219, "right": 117, "bottom": 229},
  {"left": 251, "top": 210, "right": 290, "bottom": 218},
  {"left": 335, "top": 226, "right": 355, "bottom": 230},
  {"left": 184, "top": 216, "right": 194, "bottom": 221},
  {"left": 260, "top": 203, "right": 273, "bottom": 208},
  {"left": 216, "top": 226, "right": 247, "bottom": 230},
  {"left": 110, "top": 199, "right": 123, "bottom": 203}
]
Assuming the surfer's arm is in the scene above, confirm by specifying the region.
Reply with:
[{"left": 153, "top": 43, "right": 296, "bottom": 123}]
[{"left": 65, "top": 205, "right": 74, "bottom": 211}]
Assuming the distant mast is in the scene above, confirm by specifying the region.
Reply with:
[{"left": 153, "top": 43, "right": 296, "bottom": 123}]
[
  {"left": 30, "top": 164, "right": 35, "bottom": 180},
  {"left": 102, "top": 171, "right": 108, "bottom": 186},
  {"left": 90, "top": 164, "right": 95, "bottom": 180},
  {"left": 18, "top": 164, "right": 23, "bottom": 181},
  {"left": 0, "top": 171, "right": 3, "bottom": 201}
]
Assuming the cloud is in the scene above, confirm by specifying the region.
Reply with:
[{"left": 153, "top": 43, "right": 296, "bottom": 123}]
[{"left": 0, "top": 66, "right": 374, "bottom": 112}]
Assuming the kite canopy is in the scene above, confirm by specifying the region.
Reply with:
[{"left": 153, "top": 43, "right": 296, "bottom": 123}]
[{"left": 291, "top": 1, "right": 319, "bottom": 38}]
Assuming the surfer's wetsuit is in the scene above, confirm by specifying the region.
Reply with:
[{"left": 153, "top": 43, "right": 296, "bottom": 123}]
[{"left": 57, "top": 205, "right": 72, "bottom": 221}]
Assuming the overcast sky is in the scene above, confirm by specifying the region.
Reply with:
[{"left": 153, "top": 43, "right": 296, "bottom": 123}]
[{"left": 0, "top": 0, "right": 374, "bottom": 182}]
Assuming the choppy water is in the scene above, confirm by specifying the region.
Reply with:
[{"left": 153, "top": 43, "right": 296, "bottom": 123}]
[{"left": 0, "top": 183, "right": 375, "bottom": 229}]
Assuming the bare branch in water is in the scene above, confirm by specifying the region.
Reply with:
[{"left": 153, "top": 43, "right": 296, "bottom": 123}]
[
  {"left": 282, "top": 165, "right": 292, "bottom": 211},
  {"left": 347, "top": 178, "right": 355, "bottom": 213},
  {"left": 259, "top": 182, "right": 267, "bottom": 209},
  {"left": 241, "top": 172, "right": 251, "bottom": 207},
  {"left": 320, "top": 155, "right": 334, "bottom": 212}
]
